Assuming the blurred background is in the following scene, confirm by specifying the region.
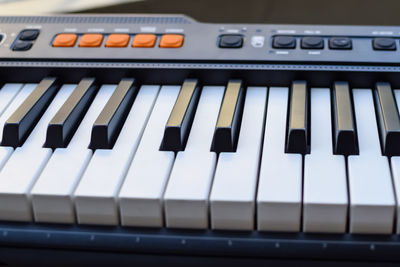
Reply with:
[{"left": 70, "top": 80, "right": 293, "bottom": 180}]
[{"left": 0, "top": 0, "right": 399, "bottom": 25}]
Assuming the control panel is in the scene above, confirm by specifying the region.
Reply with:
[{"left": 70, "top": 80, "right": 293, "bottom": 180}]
[{"left": 1, "top": 15, "right": 400, "bottom": 64}]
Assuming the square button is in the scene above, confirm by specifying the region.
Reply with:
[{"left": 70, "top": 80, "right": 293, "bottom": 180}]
[
  {"left": 19, "top": 29, "right": 40, "bottom": 41},
  {"left": 219, "top": 35, "right": 243, "bottom": 48},
  {"left": 132, "top": 34, "right": 157, "bottom": 48},
  {"left": 52, "top": 33, "right": 78, "bottom": 47},
  {"left": 106, "top": 34, "right": 130, "bottom": 47},
  {"left": 79, "top": 34, "right": 104, "bottom": 47},
  {"left": 329, "top": 37, "right": 352, "bottom": 50},
  {"left": 159, "top": 34, "right": 184, "bottom": 48},
  {"left": 373, "top": 38, "right": 396, "bottom": 51}
]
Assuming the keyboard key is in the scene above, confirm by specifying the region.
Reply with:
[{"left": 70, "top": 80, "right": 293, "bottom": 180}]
[
  {"left": 374, "top": 82, "right": 400, "bottom": 156},
  {"left": 45, "top": 78, "right": 97, "bottom": 148},
  {"left": 389, "top": 89, "right": 400, "bottom": 233},
  {"left": 0, "top": 84, "right": 24, "bottom": 119},
  {"left": 31, "top": 85, "right": 116, "bottom": 223},
  {"left": 164, "top": 86, "right": 224, "bottom": 229},
  {"left": 160, "top": 79, "right": 200, "bottom": 151},
  {"left": 2, "top": 78, "right": 59, "bottom": 147},
  {"left": 303, "top": 88, "right": 347, "bottom": 233},
  {"left": 211, "top": 80, "right": 245, "bottom": 152},
  {"left": 90, "top": 79, "right": 137, "bottom": 150},
  {"left": 348, "top": 89, "right": 395, "bottom": 234},
  {"left": 210, "top": 87, "right": 267, "bottom": 230},
  {"left": 332, "top": 81, "right": 358, "bottom": 155},
  {"left": 0, "top": 84, "right": 76, "bottom": 221},
  {"left": 73, "top": 86, "right": 159, "bottom": 225},
  {"left": 0, "top": 83, "right": 25, "bottom": 171},
  {"left": 257, "top": 87, "right": 302, "bottom": 232},
  {"left": 286, "top": 80, "right": 310, "bottom": 154},
  {"left": 115, "top": 86, "right": 179, "bottom": 227}
]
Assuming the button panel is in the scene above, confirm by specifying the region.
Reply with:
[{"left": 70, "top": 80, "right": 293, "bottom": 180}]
[
  {"left": 11, "top": 29, "right": 41, "bottom": 51},
  {"left": 50, "top": 33, "right": 185, "bottom": 49}
]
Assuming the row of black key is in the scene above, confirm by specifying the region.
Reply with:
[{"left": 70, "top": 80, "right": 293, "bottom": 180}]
[{"left": 1, "top": 77, "right": 400, "bottom": 156}]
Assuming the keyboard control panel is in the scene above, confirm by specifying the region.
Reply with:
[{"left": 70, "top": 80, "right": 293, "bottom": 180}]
[{"left": 1, "top": 14, "right": 400, "bottom": 64}]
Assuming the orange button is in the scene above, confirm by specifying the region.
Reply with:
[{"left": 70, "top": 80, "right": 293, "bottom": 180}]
[
  {"left": 79, "top": 34, "right": 104, "bottom": 47},
  {"left": 52, "top": 33, "right": 78, "bottom": 47},
  {"left": 159, "top": 34, "right": 184, "bottom": 48},
  {"left": 132, "top": 34, "right": 156, "bottom": 48},
  {"left": 106, "top": 34, "right": 130, "bottom": 47}
]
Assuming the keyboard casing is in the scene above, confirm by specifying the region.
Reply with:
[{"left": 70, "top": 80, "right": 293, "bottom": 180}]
[{"left": 0, "top": 14, "right": 399, "bottom": 265}]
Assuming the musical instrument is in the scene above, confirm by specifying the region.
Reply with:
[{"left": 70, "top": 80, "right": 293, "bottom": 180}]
[{"left": 0, "top": 14, "right": 400, "bottom": 265}]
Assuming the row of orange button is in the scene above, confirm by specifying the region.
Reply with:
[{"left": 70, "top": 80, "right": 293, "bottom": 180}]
[{"left": 52, "top": 33, "right": 184, "bottom": 48}]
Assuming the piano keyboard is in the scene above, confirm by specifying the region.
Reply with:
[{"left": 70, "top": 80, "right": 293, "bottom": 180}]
[
  {"left": 2, "top": 14, "right": 400, "bottom": 264},
  {"left": 0, "top": 77, "right": 395, "bottom": 233}
]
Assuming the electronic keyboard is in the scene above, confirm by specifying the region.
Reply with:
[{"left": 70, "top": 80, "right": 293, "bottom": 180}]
[{"left": 1, "top": 14, "right": 400, "bottom": 265}]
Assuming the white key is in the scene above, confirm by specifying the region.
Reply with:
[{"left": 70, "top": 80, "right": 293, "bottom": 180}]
[
  {"left": 0, "top": 83, "right": 23, "bottom": 118},
  {"left": 31, "top": 85, "right": 117, "bottom": 223},
  {"left": 0, "top": 84, "right": 76, "bottom": 221},
  {"left": 0, "top": 83, "right": 26, "bottom": 170},
  {"left": 0, "top": 84, "right": 36, "bottom": 142},
  {"left": 209, "top": 87, "right": 266, "bottom": 231},
  {"left": 348, "top": 89, "right": 395, "bottom": 234},
  {"left": 257, "top": 87, "right": 302, "bottom": 232},
  {"left": 72, "top": 85, "right": 159, "bottom": 225},
  {"left": 303, "top": 88, "right": 347, "bottom": 233},
  {"left": 389, "top": 89, "right": 400, "bottom": 233},
  {"left": 164, "top": 86, "right": 224, "bottom": 229},
  {"left": 120, "top": 86, "right": 180, "bottom": 227}
]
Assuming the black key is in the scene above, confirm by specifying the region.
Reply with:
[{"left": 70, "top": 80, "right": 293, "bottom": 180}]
[
  {"left": 211, "top": 80, "right": 245, "bottom": 152},
  {"left": 332, "top": 81, "right": 358, "bottom": 155},
  {"left": 160, "top": 79, "right": 200, "bottom": 151},
  {"left": 89, "top": 78, "right": 138, "bottom": 150},
  {"left": 2, "top": 77, "right": 59, "bottom": 147},
  {"left": 44, "top": 78, "right": 98, "bottom": 148},
  {"left": 374, "top": 82, "right": 400, "bottom": 156},
  {"left": 286, "top": 80, "right": 310, "bottom": 154}
]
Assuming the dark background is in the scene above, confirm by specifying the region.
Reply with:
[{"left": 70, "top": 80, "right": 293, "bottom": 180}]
[{"left": 77, "top": 0, "right": 400, "bottom": 25}]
